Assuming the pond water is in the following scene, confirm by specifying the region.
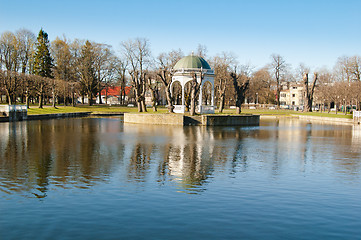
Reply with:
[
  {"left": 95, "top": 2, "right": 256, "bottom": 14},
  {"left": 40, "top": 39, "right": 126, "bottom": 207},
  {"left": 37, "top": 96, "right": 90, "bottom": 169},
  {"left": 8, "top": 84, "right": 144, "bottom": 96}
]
[{"left": 0, "top": 117, "right": 360, "bottom": 240}]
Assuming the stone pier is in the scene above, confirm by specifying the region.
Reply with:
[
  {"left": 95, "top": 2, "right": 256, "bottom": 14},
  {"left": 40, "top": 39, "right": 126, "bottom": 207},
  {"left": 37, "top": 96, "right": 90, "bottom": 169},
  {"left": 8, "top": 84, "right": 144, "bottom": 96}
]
[
  {"left": 124, "top": 113, "right": 260, "bottom": 126},
  {"left": 0, "top": 105, "right": 27, "bottom": 121}
]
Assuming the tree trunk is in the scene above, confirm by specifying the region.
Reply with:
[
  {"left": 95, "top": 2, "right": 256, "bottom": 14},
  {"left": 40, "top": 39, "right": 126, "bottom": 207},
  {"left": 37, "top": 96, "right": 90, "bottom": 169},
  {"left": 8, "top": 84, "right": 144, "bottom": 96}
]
[
  {"left": 72, "top": 91, "right": 75, "bottom": 107},
  {"left": 165, "top": 84, "right": 174, "bottom": 113},
  {"left": 189, "top": 73, "right": 201, "bottom": 116},
  {"left": 150, "top": 89, "right": 157, "bottom": 112},
  {"left": 52, "top": 91, "right": 56, "bottom": 108},
  {"left": 64, "top": 85, "right": 67, "bottom": 106},
  {"left": 230, "top": 72, "right": 249, "bottom": 114},
  {"left": 38, "top": 94, "right": 43, "bottom": 108},
  {"left": 218, "top": 94, "right": 225, "bottom": 113},
  {"left": 190, "top": 87, "right": 197, "bottom": 116},
  {"left": 141, "top": 99, "right": 147, "bottom": 112},
  {"left": 26, "top": 95, "right": 30, "bottom": 109},
  {"left": 98, "top": 89, "right": 102, "bottom": 104},
  {"left": 303, "top": 73, "right": 318, "bottom": 112},
  {"left": 7, "top": 94, "right": 12, "bottom": 105},
  {"left": 141, "top": 80, "right": 147, "bottom": 112},
  {"left": 158, "top": 70, "right": 174, "bottom": 113},
  {"left": 137, "top": 98, "right": 142, "bottom": 112},
  {"left": 88, "top": 91, "right": 93, "bottom": 106},
  {"left": 98, "top": 82, "right": 102, "bottom": 104},
  {"left": 276, "top": 87, "right": 281, "bottom": 109}
]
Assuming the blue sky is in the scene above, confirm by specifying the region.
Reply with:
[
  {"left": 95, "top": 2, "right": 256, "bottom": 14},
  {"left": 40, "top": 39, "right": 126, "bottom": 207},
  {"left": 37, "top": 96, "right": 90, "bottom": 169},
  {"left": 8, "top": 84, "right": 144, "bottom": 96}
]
[{"left": 1, "top": 0, "right": 360, "bottom": 71}]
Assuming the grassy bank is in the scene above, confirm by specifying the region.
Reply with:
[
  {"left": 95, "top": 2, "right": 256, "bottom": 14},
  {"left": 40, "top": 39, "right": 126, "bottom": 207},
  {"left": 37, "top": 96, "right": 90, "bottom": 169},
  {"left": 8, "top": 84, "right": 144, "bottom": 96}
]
[
  {"left": 216, "top": 109, "right": 353, "bottom": 119},
  {"left": 26, "top": 105, "right": 168, "bottom": 115},
  {"left": 23, "top": 105, "right": 353, "bottom": 119}
]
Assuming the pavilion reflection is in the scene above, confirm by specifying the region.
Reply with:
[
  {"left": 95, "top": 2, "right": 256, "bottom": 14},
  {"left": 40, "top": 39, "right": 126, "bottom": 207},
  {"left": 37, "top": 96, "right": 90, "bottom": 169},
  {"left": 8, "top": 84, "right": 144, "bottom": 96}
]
[
  {"left": 123, "top": 124, "right": 247, "bottom": 193},
  {"left": 1, "top": 118, "right": 360, "bottom": 198}
]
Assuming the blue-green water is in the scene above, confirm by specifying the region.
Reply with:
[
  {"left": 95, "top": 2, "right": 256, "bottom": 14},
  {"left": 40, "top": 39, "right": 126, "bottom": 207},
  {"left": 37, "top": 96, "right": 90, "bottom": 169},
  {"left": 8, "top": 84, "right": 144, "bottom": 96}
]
[{"left": 0, "top": 117, "right": 360, "bottom": 239}]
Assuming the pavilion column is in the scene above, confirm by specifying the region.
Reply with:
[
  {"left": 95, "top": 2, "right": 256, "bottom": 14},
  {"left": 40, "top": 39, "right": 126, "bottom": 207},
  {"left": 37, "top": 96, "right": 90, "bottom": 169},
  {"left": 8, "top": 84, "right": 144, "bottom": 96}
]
[
  {"left": 211, "top": 83, "right": 214, "bottom": 106},
  {"left": 198, "top": 83, "right": 203, "bottom": 113},
  {"left": 181, "top": 84, "right": 185, "bottom": 106}
]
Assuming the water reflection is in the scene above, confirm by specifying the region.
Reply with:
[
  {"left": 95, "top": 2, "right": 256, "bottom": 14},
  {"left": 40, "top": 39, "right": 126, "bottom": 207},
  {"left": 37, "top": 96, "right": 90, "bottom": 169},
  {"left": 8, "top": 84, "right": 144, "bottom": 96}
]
[
  {"left": 0, "top": 117, "right": 360, "bottom": 198},
  {"left": 0, "top": 118, "right": 120, "bottom": 198}
]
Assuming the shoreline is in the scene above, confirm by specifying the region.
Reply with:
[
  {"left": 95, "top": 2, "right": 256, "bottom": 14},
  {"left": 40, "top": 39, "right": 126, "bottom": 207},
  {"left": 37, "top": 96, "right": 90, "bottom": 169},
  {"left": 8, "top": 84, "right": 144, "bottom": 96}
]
[
  {"left": 0, "top": 110, "right": 358, "bottom": 125},
  {"left": 0, "top": 112, "right": 125, "bottom": 122}
]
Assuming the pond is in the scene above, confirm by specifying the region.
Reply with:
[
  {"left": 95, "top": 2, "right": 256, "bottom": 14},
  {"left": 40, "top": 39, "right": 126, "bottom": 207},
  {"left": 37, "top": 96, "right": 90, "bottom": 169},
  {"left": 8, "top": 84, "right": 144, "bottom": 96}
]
[{"left": 0, "top": 117, "right": 360, "bottom": 239}]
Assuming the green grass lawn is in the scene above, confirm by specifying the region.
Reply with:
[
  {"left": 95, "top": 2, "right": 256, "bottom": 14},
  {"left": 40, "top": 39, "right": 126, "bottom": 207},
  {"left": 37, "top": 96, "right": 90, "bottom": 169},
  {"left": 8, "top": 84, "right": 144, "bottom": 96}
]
[
  {"left": 26, "top": 105, "right": 169, "bottom": 115},
  {"left": 239, "top": 109, "right": 353, "bottom": 119},
  {"left": 22, "top": 105, "right": 353, "bottom": 119}
]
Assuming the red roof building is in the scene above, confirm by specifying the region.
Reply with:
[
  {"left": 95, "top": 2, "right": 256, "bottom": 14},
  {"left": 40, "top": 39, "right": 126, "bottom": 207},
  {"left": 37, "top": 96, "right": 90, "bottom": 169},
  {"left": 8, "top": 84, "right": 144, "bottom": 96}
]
[
  {"left": 96, "top": 86, "right": 132, "bottom": 105},
  {"left": 100, "top": 86, "right": 131, "bottom": 96}
]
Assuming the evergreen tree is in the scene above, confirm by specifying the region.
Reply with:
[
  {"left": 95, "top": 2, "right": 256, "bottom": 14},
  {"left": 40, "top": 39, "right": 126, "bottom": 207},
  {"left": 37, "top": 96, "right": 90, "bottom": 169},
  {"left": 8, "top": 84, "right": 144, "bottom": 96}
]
[
  {"left": 34, "top": 29, "right": 53, "bottom": 77},
  {"left": 33, "top": 29, "right": 53, "bottom": 108},
  {"left": 79, "top": 40, "right": 97, "bottom": 106}
]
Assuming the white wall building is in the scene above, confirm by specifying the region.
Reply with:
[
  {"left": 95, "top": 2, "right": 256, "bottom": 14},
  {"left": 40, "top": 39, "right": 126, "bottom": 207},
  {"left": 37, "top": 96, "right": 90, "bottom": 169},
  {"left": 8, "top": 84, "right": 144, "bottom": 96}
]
[{"left": 279, "top": 83, "right": 304, "bottom": 108}]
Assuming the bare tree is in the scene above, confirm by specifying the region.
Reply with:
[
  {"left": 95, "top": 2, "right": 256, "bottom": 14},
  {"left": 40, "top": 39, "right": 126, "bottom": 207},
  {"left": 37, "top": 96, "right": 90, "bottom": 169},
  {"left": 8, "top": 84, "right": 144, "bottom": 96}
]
[
  {"left": 212, "top": 52, "right": 236, "bottom": 112},
  {"left": 335, "top": 56, "right": 353, "bottom": 82},
  {"left": 349, "top": 56, "right": 361, "bottom": 81},
  {"left": 230, "top": 69, "right": 250, "bottom": 114},
  {"left": 157, "top": 49, "right": 183, "bottom": 112},
  {"left": 16, "top": 29, "right": 35, "bottom": 74},
  {"left": 314, "top": 68, "right": 332, "bottom": 112},
  {"left": 196, "top": 44, "right": 208, "bottom": 59},
  {"left": 302, "top": 72, "right": 318, "bottom": 112},
  {"left": 189, "top": 71, "right": 203, "bottom": 116},
  {"left": 121, "top": 38, "right": 151, "bottom": 112},
  {"left": 51, "top": 37, "right": 76, "bottom": 106},
  {"left": 0, "top": 31, "right": 22, "bottom": 104},
  {"left": 78, "top": 40, "right": 97, "bottom": 106},
  {"left": 93, "top": 43, "right": 114, "bottom": 104},
  {"left": 114, "top": 56, "right": 128, "bottom": 105},
  {"left": 250, "top": 67, "right": 274, "bottom": 104},
  {"left": 270, "top": 54, "right": 287, "bottom": 108},
  {"left": 145, "top": 71, "right": 159, "bottom": 112},
  {"left": 21, "top": 72, "right": 34, "bottom": 108}
]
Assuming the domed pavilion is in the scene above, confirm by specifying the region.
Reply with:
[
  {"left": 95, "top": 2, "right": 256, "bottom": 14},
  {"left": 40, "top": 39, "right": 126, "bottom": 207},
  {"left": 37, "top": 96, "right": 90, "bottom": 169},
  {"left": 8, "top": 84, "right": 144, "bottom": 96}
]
[{"left": 170, "top": 55, "right": 215, "bottom": 114}]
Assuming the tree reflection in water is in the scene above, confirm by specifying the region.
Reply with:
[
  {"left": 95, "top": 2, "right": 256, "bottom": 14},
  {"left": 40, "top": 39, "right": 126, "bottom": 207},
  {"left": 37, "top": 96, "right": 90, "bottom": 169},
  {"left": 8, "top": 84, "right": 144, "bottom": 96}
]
[
  {"left": 0, "top": 118, "right": 360, "bottom": 198},
  {"left": 124, "top": 124, "right": 250, "bottom": 193},
  {"left": 0, "top": 118, "right": 119, "bottom": 198}
]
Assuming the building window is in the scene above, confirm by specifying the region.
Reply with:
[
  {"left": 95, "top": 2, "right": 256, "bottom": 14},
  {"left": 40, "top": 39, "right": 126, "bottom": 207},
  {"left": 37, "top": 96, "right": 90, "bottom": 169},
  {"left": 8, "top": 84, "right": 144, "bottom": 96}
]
[
  {"left": 292, "top": 94, "right": 296, "bottom": 97},
  {"left": 293, "top": 87, "right": 297, "bottom": 89}
]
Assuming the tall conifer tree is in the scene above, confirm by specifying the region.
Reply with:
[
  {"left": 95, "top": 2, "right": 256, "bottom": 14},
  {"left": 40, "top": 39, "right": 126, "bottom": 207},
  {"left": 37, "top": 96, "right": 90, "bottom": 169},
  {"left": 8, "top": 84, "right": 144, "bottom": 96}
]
[
  {"left": 33, "top": 29, "right": 53, "bottom": 108},
  {"left": 79, "top": 40, "right": 97, "bottom": 106}
]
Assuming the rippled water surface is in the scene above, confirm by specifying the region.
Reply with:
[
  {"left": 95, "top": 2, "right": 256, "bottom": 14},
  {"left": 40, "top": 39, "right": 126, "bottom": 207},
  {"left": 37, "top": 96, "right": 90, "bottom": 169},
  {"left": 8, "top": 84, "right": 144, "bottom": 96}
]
[{"left": 0, "top": 117, "right": 361, "bottom": 239}]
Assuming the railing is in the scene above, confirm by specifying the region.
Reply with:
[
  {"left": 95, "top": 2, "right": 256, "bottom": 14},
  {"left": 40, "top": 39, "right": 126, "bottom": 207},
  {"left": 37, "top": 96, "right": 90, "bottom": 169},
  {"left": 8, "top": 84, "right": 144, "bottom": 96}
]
[
  {"left": 0, "top": 105, "right": 28, "bottom": 121},
  {"left": 354, "top": 111, "right": 361, "bottom": 123},
  {"left": 173, "top": 105, "right": 186, "bottom": 113},
  {"left": 0, "top": 105, "right": 27, "bottom": 112},
  {"left": 199, "top": 105, "right": 215, "bottom": 114}
]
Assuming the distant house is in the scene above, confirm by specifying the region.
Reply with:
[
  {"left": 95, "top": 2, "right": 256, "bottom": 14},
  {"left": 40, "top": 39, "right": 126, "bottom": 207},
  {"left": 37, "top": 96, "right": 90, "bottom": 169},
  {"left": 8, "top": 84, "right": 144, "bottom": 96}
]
[
  {"left": 279, "top": 83, "right": 304, "bottom": 108},
  {"left": 97, "top": 86, "right": 132, "bottom": 105},
  {"left": 78, "top": 86, "right": 132, "bottom": 105}
]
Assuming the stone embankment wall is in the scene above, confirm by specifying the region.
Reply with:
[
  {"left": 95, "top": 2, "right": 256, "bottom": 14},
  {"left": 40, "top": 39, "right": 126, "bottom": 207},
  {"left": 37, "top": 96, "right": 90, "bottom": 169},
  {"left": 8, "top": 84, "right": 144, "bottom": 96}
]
[
  {"left": 201, "top": 115, "right": 259, "bottom": 126},
  {"left": 27, "top": 112, "right": 91, "bottom": 120},
  {"left": 0, "top": 112, "right": 91, "bottom": 122},
  {"left": 124, "top": 113, "right": 260, "bottom": 126},
  {"left": 124, "top": 113, "right": 185, "bottom": 125},
  {"left": 294, "top": 115, "right": 354, "bottom": 124}
]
